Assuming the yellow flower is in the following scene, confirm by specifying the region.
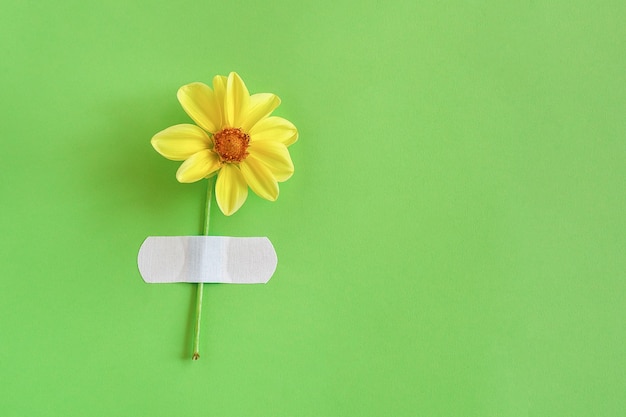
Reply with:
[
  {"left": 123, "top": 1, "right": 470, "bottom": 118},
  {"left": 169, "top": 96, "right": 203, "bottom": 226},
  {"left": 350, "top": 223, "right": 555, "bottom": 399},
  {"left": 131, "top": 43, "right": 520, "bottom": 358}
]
[{"left": 151, "top": 72, "right": 298, "bottom": 216}]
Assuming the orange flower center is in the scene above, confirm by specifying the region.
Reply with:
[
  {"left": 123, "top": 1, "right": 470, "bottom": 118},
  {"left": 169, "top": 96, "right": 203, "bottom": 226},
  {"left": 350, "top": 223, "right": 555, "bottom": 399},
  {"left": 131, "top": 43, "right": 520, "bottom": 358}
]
[{"left": 213, "top": 127, "right": 250, "bottom": 163}]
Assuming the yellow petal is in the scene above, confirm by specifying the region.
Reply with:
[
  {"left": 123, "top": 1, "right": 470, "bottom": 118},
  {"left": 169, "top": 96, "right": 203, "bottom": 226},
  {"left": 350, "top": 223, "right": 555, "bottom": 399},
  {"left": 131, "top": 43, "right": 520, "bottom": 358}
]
[
  {"left": 151, "top": 124, "right": 211, "bottom": 161},
  {"left": 249, "top": 116, "right": 298, "bottom": 146},
  {"left": 176, "top": 150, "right": 221, "bottom": 183},
  {"left": 248, "top": 141, "right": 294, "bottom": 182},
  {"left": 241, "top": 93, "right": 281, "bottom": 132},
  {"left": 225, "top": 72, "right": 250, "bottom": 128},
  {"left": 215, "top": 163, "right": 248, "bottom": 216},
  {"left": 177, "top": 82, "right": 221, "bottom": 133},
  {"left": 212, "top": 75, "right": 228, "bottom": 128},
  {"left": 240, "top": 157, "right": 279, "bottom": 201}
]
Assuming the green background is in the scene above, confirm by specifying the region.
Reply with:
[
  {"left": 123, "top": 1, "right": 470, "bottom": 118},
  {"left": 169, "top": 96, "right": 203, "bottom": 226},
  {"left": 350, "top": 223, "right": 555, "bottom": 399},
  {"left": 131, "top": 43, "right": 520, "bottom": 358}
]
[{"left": 1, "top": 0, "right": 625, "bottom": 415}]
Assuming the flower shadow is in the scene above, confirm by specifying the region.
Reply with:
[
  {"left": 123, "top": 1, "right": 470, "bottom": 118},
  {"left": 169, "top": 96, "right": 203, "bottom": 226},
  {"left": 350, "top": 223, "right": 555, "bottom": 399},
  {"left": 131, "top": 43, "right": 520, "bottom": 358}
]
[{"left": 89, "top": 93, "right": 190, "bottom": 215}]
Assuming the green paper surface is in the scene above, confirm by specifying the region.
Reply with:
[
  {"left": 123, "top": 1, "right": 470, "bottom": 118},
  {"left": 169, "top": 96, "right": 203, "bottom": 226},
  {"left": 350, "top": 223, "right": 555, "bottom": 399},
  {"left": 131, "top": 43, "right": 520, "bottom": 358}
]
[{"left": 1, "top": 1, "right": 625, "bottom": 415}]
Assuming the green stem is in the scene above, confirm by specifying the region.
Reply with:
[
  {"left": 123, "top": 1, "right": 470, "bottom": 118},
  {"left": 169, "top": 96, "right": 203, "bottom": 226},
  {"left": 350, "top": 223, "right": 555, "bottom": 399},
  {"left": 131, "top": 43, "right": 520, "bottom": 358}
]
[{"left": 192, "top": 176, "right": 214, "bottom": 361}]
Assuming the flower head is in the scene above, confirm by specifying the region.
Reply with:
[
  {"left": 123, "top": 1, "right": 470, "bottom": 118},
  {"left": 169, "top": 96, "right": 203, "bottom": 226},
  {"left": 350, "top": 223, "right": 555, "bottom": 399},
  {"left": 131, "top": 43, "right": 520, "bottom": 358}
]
[{"left": 152, "top": 72, "right": 298, "bottom": 216}]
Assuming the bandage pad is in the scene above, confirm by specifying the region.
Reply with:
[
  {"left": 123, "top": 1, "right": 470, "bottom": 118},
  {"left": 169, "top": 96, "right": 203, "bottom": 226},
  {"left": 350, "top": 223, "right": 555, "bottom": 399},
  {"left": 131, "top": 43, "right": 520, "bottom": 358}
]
[{"left": 138, "top": 236, "right": 277, "bottom": 284}]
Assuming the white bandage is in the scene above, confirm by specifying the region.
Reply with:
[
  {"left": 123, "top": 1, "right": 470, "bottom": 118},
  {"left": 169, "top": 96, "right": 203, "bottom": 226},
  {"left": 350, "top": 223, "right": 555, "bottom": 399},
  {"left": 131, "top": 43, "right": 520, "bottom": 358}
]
[{"left": 138, "top": 236, "right": 277, "bottom": 284}]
